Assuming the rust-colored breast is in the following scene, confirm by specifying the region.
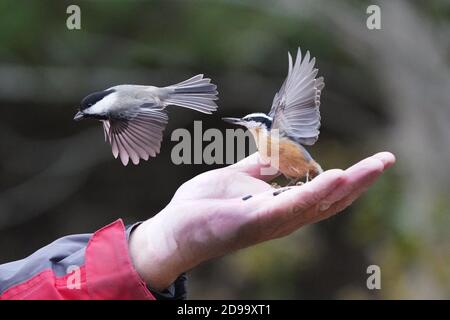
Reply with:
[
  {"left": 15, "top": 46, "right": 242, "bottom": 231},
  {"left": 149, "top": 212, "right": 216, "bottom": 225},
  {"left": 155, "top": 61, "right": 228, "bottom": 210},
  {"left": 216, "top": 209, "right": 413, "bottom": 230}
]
[
  {"left": 251, "top": 129, "right": 320, "bottom": 180},
  {"left": 278, "top": 138, "right": 317, "bottom": 179}
]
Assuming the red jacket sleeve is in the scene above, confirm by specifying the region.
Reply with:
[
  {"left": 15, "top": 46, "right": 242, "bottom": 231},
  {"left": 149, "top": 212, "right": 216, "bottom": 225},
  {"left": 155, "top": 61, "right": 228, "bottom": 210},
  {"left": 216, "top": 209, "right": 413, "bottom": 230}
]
[{"left": 0, "top": 219, "right": 155, "bottom": 300}]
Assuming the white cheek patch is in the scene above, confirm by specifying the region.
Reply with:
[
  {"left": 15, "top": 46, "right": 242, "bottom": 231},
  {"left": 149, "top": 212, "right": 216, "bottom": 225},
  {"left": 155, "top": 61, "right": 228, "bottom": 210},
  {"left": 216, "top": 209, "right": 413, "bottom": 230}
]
[
  {"left": 245, "top": 121, "right": 257, "bottom": 128},
  {"left": 84, "top": 92, "right": 118, "bottom": 115},
  {"left": 245, "top": 121, "right": 264, "bottom": 129}
]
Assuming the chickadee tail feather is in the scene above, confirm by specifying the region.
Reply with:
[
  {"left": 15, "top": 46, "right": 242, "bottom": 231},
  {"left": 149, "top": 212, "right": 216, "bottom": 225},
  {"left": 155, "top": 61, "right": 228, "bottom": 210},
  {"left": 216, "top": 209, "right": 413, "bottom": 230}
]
[{"left": 164, "top": 74, "right": 218, "bottom": 114}]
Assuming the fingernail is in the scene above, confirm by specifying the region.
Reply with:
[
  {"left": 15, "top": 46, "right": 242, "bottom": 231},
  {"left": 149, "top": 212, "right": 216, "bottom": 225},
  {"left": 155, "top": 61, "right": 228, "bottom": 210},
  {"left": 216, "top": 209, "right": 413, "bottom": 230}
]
[{"left": 373, "top": 152, "right": 396, "bottom": 169}]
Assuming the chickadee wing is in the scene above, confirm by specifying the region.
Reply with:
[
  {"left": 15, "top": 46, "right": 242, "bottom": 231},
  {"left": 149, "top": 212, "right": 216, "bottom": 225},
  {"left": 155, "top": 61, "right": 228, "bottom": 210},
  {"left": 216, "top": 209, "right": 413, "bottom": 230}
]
[
  {"left": 269, "top": 48, "right": 324, "bottom": 146},
  {"left": 103, "top": 108, "right": 168, "bottom": 166}
]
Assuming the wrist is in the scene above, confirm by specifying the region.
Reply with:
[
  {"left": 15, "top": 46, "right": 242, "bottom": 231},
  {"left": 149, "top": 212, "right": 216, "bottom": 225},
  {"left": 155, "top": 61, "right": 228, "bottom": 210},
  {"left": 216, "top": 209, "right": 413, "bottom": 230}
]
[{"left": 128, "top": 213, "right": 184, "bottom": 291}]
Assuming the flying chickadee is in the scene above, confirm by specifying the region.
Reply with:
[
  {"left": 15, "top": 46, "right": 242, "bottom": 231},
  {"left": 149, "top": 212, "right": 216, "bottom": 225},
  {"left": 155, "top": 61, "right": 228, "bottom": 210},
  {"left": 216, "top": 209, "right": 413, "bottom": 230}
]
[
  {"left": 223, "top": 48, "right": 324, "bottom": 184},
  {"left": 74, "top": 75, "right": 218, "bottom": 166}
]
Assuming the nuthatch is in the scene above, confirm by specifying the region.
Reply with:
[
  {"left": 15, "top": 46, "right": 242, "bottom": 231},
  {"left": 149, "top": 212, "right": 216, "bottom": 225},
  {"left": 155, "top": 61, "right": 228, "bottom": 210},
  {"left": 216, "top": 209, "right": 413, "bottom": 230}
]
[
  {"left": 74, "top": 75, "right": 218, "bottom": 166},
  {"left": 223, "top": 48, "right": 324, "bottom": 184}
]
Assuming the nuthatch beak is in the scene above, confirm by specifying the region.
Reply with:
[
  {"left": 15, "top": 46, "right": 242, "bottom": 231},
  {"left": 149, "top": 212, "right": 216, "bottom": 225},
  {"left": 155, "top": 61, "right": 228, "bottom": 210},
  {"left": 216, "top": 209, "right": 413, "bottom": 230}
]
[
  {"left": 222, "top": 117, "right": 244, "bottom": 125},
  {"left": 73, "top": 111, "right": 84, "bottom": 121}
]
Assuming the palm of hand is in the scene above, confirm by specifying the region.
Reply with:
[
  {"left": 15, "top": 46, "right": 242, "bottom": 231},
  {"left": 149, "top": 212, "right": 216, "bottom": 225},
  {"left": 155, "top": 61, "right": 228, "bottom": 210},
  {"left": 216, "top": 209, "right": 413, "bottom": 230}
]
[
  {"left": 172, "top": 166, "right": 272, "bottom": 202},
  {"left": 164, "top": 165, "right": 272, "bottom": 265},
  {"left": 160, "top": 152, "right": 394, "bottom": 269},
  {"left": 132, "top": 152, "right": 395, "bottom": 291}
]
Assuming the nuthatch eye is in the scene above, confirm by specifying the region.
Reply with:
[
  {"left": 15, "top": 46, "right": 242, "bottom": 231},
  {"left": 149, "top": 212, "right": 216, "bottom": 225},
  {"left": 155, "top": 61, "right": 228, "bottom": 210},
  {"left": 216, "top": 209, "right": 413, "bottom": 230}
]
[
  {"left": 74, "top": 75, "right": 218, "bottom": 166},
  {"left": 224, "top": 47, "right": 324, "bottom": 185}
]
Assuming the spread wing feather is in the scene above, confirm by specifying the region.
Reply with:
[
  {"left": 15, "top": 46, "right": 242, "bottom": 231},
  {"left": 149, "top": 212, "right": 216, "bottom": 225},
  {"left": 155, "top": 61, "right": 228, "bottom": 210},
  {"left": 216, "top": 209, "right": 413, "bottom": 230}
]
[
  {"left": 269, "top": 48, "right": 324, "bottom": 146},
  {"left": 102, "top": 108, "right": 168, "bottom": 166}
]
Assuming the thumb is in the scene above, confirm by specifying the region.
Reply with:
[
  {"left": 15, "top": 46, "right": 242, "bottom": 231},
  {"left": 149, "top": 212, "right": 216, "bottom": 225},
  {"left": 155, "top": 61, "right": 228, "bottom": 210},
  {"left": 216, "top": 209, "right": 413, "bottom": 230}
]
[{"left": 227, "top": 152, "right": 280, "bottom": 181}]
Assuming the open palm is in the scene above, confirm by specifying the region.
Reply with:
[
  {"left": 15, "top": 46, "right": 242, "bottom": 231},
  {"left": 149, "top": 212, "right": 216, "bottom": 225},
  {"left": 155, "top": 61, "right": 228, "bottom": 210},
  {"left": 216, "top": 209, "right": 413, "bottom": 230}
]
[{"left": 130, "top": 152, "right": 395, "bottom": 290}]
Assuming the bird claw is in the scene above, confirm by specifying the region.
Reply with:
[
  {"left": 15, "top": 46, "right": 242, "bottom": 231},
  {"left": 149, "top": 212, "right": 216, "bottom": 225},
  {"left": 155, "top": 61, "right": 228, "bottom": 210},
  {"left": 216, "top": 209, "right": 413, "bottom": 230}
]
[{"left": 271, "top": 182, "right": 282, "bottom": 189}]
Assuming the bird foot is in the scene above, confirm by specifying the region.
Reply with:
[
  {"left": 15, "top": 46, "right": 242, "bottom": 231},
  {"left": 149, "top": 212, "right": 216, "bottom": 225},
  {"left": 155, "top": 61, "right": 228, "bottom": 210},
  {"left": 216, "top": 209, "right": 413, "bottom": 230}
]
[{"left": 271, "top": 182, "right": 282, "bottom": 189}]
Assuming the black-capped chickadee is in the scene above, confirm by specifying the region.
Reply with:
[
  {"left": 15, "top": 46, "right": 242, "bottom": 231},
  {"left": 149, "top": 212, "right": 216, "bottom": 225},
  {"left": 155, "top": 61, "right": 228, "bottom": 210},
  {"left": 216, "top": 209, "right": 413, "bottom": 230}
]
[
  {"left": 223, "top": 48, "right": 324, "bottom": 184},
  {"left": 74, "top": 75, "right": 218, "bottom": 165}
]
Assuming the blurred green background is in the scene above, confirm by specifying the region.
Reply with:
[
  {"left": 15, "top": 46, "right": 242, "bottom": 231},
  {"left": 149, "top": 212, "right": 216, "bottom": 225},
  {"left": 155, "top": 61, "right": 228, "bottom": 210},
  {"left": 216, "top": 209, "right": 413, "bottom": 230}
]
[{"left": 0, "top": 0, "right": 449, "bottom": 299}]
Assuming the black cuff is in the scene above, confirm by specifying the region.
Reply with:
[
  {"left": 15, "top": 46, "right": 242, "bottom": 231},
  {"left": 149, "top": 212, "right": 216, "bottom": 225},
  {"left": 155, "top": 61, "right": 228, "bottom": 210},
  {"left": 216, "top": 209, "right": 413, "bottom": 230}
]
[
  {"left": 148, "top": 273, "right": 187, "bottom": 300},
  {"left": 126, "top": 221, "right": 188, "bottom": 300}
]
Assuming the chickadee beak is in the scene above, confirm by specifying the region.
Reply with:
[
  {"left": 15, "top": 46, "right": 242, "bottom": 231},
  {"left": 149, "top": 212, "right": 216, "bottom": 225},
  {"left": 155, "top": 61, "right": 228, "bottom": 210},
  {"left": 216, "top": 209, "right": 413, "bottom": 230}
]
[
  {"left": 222, "top": 117, "right": 243, "bottom": 125},
  {"left": 73, "top": 111, "right": 84, "bottom": 121}
]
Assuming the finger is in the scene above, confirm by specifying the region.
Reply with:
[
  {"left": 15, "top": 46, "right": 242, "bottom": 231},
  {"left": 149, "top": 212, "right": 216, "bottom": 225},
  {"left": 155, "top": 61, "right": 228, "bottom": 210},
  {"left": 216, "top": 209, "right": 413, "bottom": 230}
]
[
  {"left": 258, "top": 169, "right": 346, "bottom": 218},
  {"left": 345, "top": 152, "right": 395, "bottom": 173},
  {"left": 265, "top": 153, "right": 393, "bottom": 234},
  {"left": 317, "top": 152, "right": 395, "bottom": 218},
  {"left": 372, "top": 151, "right": 396, "bottom": 170},
  {"left": 239, "top": 152, "right": 395, "bottom": 240},
  {"left": 241, "top": 169, "right": 344, "bottom": 239},
  {"left": 308, "top": 154, "right": 392, "bottom": 224},
  {"left": 317, "top": 156, "right": 385, "bottom": 211},
  {"left": 228, "top": 152, "right": 280, "bottom": 181},
  {"left": 248, "top": 152, "right": 392, "bottom": 209},
  {"left": 313, "top": 174, "right": 380, "bottom": 224}
]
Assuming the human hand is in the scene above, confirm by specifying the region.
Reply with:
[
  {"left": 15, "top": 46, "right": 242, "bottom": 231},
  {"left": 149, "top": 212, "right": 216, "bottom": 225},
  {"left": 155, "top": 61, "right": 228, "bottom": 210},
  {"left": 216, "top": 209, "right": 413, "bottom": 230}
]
[{"left": 129, "top": 152, "right": 395, "bottom": 290}]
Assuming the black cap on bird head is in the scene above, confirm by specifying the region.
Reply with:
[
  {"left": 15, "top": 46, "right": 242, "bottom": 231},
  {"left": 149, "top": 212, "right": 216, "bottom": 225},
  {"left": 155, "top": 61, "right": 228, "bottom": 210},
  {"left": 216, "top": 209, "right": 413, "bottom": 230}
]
[{"left": 73, "top": 89, "right": 115, "bottom": 121}]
